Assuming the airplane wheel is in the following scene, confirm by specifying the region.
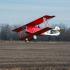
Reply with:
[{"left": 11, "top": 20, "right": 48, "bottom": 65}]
[
  {"left": 25, "top": 38, "right": 29, "bottom": 42},
  {"left": 33, "top": 35, "right": 37, "bottom": 39}
]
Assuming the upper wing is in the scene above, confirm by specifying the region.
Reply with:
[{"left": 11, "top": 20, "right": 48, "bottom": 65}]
[
  {"left": 12, "top": 15, "right": 55, "bottom": 32},
  {"left": 12, "top": 25, "right": 26, "bottom": 32},
  {"left": 26, "top": 15, "right": 55, "bottom": 27}
]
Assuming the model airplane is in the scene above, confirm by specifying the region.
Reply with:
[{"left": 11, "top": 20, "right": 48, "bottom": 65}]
[{"left": 12, "top": 15, "right": 60, "bottom": 41}]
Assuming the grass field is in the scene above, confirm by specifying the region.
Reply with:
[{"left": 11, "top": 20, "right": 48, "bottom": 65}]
[{"left": 0, "top": 41, "right": 70, "bottom": 70}]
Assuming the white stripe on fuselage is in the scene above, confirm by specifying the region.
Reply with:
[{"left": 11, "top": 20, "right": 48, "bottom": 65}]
[{"left": 42, "top": 30, "right": 60, "bottom": 36}]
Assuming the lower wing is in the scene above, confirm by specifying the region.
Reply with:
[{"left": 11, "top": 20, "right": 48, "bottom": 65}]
[{"left": 22, "top": 27, "right": 52, "bottom": 41}]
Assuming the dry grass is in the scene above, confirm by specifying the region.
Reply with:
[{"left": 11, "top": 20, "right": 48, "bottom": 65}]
[{"left": 0, "top": 41, "right": 69, "bottom": 70}]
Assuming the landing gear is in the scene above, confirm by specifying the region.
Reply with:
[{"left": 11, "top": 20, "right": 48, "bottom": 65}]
[
  {"left": 33, "top": 35, "right": 37, "bottom": 40},
  {"left": 25, "top": 38, "right": 29, "bottom": 42},
  {"left": 25, "top": 35, "right": 37, "bottom": 42}
]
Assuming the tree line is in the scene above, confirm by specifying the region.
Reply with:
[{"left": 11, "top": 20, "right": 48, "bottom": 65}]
[{"left": 0, "top": 24, "right": 70, "bottom": 41}]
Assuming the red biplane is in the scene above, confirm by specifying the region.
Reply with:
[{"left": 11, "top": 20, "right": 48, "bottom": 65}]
[{"left": 12, "top": 15, "right": 60, "bottom": 42}]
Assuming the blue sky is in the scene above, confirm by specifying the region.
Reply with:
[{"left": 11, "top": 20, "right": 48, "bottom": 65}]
[{"left": 0, "top": 0, "right": 70, "bottom": 27}]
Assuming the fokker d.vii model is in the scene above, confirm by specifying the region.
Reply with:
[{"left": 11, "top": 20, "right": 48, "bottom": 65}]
[{"left": 12, "top": 15, "right": 60, "bottom": 41}]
